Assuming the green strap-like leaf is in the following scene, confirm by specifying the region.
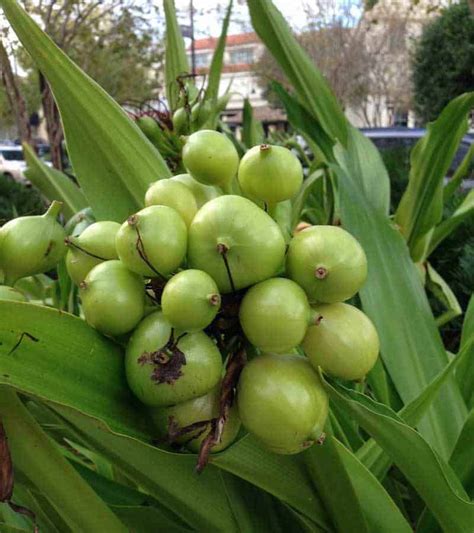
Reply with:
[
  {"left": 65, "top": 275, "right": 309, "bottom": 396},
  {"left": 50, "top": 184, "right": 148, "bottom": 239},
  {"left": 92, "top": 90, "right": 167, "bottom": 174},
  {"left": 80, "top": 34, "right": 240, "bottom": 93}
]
[
  {"left": 242, "top": 98, "right": 265, "bottom": 149},
  {"left": 336, "top": 167, "right": 467, "bottom": 458},
  {"left": 322, "top": 376, "right": 474, "bottom": 533},
  {"left": 395, "top": 92, "right": 474, "bottom": 260},
  {"left": 247, "top": 0, "right": 347, "bottom": 145},
  {"left": 443, "top": 143, "right": 474, "bottom": 202},
  {"left": 0, "top": 388, "right": 126, "bottom": 532},
  {"left": 22, "top": 144, "right": 87, "bottom": 220},
  {"left": 456, "top": 294, "right": 474, "bottom": 406},
  {"left": 0, "top": 302, "right": 150, "bottom": 439},
  {"left": 0, "top": 0, "right": 170, "bottom": 222},
  {"left": 164, "top": 0, "right": 190, "bottom": 111},
  {"left": 426, "top": 263, "right": 462, "bottom": 327},
  {"left": 428, "top": 189, "right": 474, "bottom": 256},
  {"left": 206, "top": 1, "right": 233, "bottom": 103}
]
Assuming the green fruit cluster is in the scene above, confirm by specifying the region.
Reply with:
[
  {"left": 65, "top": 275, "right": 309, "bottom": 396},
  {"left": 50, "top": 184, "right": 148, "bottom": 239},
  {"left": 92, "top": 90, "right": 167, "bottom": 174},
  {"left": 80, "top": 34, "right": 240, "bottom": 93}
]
[{"left": 0, "top": 131, "right": 379, "bottom": 458}]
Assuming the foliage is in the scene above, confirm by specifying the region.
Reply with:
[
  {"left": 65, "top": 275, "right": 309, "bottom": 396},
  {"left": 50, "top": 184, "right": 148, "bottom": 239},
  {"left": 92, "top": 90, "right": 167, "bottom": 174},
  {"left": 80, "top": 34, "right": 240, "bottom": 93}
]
[
  {"left": 412, "top": 0, "right": 474, "bottom": 123},
  {"left": 0, "top": 0, "right": 473, "bottom": 532},
  {"left": 0, "top": 173, "right": 45, "bottom": 222}
]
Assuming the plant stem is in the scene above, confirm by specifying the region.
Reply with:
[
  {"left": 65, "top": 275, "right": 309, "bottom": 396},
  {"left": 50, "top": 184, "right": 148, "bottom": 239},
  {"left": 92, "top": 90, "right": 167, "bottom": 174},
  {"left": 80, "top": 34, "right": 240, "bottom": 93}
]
[{"left": 44, "top": 200, "right": 63, "bottom": 219}]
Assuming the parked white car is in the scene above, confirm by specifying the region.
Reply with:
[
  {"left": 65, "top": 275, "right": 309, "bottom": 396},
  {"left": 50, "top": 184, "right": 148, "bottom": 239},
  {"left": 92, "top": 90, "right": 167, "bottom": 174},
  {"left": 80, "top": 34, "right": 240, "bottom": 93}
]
[{"left": 0, "top": 144, "right": 27, "bottom": 182}]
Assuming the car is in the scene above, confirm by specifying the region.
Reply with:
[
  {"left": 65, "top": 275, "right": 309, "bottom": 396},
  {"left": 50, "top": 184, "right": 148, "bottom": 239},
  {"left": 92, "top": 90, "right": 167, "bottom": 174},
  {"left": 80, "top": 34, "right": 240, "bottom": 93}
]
[
  {"left": 361, "top": 127, "right": 474, "bottom": 190},
  {"left": 0, "top": 143, "right": 27, "bottom": 182}
]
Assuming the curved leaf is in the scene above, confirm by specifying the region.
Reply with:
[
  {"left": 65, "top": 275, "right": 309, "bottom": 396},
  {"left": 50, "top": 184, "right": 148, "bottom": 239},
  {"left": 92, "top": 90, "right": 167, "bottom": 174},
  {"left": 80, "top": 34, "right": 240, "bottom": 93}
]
[
  {"left": 0, "top": 302, "right": 150, "bottom": 439},
  {"left": 0, "top": 0, "right": 170, "bottom": 222}
]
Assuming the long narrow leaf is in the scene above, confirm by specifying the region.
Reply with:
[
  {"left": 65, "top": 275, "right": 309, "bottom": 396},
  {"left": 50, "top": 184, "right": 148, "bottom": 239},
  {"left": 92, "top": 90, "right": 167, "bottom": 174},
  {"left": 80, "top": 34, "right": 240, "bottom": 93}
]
[
  {"left": 242, "top": 98, "right": 265, "bottom": 149},
  {"left": 23, "top": 144, "right": 87, "bottom": 220},
  {"left": 247, "top": 0, "right": 347, "bottom": 145},
  {"left": 1, "top": 0, "right": 170, "bottom": 222},
  {"left": 164, "top": 0, "right": 190, "bottom": 110},
  {"left": 336, "top": 166, "right": 467, "bottom": 458},
  {"left": 0, "top": 302, "right": 150, "bottom": 439},
  {"left": 456, "top": 294, "right": 474, "bottom": 405},
  {"left": 395, "top": 93, "right": 474, "bottom": 260},
  {"left": 443, "top": 143, "right": 474, "bottom": 202},
  {"left": 322, "top": 376, "right": 474, "bottom": 533}
]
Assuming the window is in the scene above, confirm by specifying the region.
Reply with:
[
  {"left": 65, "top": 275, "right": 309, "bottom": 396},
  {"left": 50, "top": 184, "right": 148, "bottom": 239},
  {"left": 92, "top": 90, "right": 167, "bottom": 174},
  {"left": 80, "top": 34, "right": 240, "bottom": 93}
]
[
  {"left": 194, "top": 53, "right": 210, "bottom": 67},
  {"left": 0, "top": 149, "right": 23, "bottom": 161},
  {"left": 229, "top": 48, "right": 254, "bottom": 65}
]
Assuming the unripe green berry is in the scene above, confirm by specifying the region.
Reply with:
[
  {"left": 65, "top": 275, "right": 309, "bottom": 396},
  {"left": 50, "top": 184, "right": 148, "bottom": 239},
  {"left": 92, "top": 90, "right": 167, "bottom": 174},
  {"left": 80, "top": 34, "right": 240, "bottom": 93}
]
[
  {"left": 237, "top": 354, "right": 328, "bottom": 454},
  {"left": 80, "top": 260, "right": 145, "bottom": 336},
  {"left": 161, "top": 269, "right": 221, "bottom": 332},
  {"left": 172, "top": 107, "right": 187, "bottom": 134},
  {"left": 145, "top": 179, "right": 198, "bottom": 228},
  {"left": 0, "top": 285, "right": 27, "bottom": 302},
  {"left": 286, "top": 225, "right": 367, "bottom": 303},
  {"left": 171, "top": 173, "right": 220, "bottom": 208},
  {"left": 116, "top": 206, "right": 187, "bottom": 278},
  {"left": 182, "top": 130, "right": 239, "bottom": 188},
  {"left": 150, "top": 386, "right": 240, "bottom": 453},
  {"left": 0, "top": 201, "right": 66, "bottom": 286},
  {"left": 65, "top": 221, "right": 120, "bottom": 285},
  {"left": 125, "top": 311, "right": 222, "bottom": 406},
  {"left": 239, "top": 278, "right": 310, "bottom": 353},
  {"left": 302, "top": 303, "right": 379, "bottom": 381},
  {"left": 238, "top": 144, "right": 303, "bottom": 205}
]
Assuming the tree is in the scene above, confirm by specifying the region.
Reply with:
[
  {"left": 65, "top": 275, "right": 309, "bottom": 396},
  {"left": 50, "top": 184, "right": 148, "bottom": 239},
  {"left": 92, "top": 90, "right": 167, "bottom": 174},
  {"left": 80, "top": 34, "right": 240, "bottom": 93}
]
[{"left": 412, "top": 0, "right": 474, "bottom": 123}]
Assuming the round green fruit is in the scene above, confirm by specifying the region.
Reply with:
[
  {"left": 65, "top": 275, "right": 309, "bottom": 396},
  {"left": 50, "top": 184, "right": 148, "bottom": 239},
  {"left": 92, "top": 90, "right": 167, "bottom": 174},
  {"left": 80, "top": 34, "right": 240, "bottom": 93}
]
[
  {"left": 302, "top": 302, "right": 379, "bottom": 380},
  {"left": 65, "top": 221, "right": 120, "bottom": 285},
  {"left": 237, "top": 354, "right": 328, "bottom": 454},
  {"left": 171, "top": 173, "right": 220, "bottom": 208},
  {"left": 80, "top": 260, "right": 145, "bottom": 336},
  {"left": 145, "top": 179, "right": 197, "bottom": 227},
  {"left": 0, "top": 285, "right": 27, "bottom": 302},
  {"left": 239, "top": 278, "right": 310, "bottom": 353},
  {"left": 238, "top": 144, "right": 303, "bottom": 205},
  {"left": 188, "top": 195, "right": 286, "bottom": 293},
  {"left": 125, "top": 311, "right": 222, "bottom": 406},
  {"left": 161, "top": 269, "right": 220, "bottom": 332},
  {"left": 116, "top": 205, "right": 187, "bottom": 278},
  {"left": 0, "top": 201, "right": 66, "bottom": 286},
  {"left": 286, "top": 225, "right": 367, "bottom": 303},
  {"left": 150, "top": 386, "right": 240, "bottom": 452},
  {"left": 182, "top": 130, "right": 239, "bottom": 188},
  {"left": 172, "top": 107, "right": 187, "bottom": 134}
]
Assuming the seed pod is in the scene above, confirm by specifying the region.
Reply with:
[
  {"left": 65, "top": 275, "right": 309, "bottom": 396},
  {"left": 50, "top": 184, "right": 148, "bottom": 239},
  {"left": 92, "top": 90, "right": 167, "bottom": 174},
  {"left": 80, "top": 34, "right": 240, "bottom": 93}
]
[
  {"left": 238, "top": 144, "right": 303, "bottom": 205},
  {"left": 116, "top": 205, "right": 187, "bottom": 278},
  {"left": 79, "top": 260, "right": 145, "bottom": 336},
  {"left": 239, "top": 278, "right": 310, "bottom": 353},
  {"left": 171, "top": 173, "right": 220, "bottom": 208},
  {"left": 0, "top": 285, "right": 27, "bottom": 302},
  {"left": 237, "top": 353, "right": 328, "bottom": 454},
  {"left": 150, "top": 386, "right": 241, "bottom": 453},
  {"left": 303, "top": 303, "right": 379, "bottom": 381},
  {"left": 65, "top": 221, "right": 120, "bottom": 285},
  {"left": 188, "top": 195, "right": 286, "bottom": 293},
  {"left": 286, "top": 225, "right": 367, "bottom": 303},
  {"left": 161, "top": 269, "right": 221, "bottom": 332},
  {"left": 0, "top": 201, "right": 66, "bottom": 286},
  {"left": 182, "top": 130, "right": 239, "bottom": 189},
  {"left": 145, "top": 179, "right": 198, "bottom": 228},
  {"left": 125, "top": 311, "right": 222, "bottom": 406},
  {"left": 172, "top": 107, "right": 187, "bottom": 134}
]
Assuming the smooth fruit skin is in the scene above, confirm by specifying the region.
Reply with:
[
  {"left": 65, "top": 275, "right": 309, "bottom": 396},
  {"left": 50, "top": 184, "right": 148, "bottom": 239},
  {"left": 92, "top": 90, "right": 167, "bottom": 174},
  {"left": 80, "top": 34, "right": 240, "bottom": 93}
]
[
  {"left": 0, "top": 201, "right": 66, "bottom": 286},
  {"left": 0, "top": 285, "right": 27, "bottom": 302},
  {"left": 80, "top": 260, "right": 145, "bottom": 336},
  {"left": 237, "top": 354, "right": 328, "bottom": 454},
  {"left": 65, "top": 221, "right": 120, "bottom": 285},
  {"left": 286, "top": 225, "right": 367, "bottom": 303},
  {"left": 151, "top": 387, "right": 241, "bottom": 452},
  {"left": 145, "top": 179, "right": 198, "bottom": 228},
  {"left": 239, "top": 278, "right": 310, "bottom": 353},
  {"left": 115, "top": 205, "right": 187, "bottom": 278},
  {"left": 303, "top": 303, "right": 380, "bottom": 381},
  {"left": 171, "top": 173, "right": 220, "bottom": 208},
  {"left": 125, "top": 311, "right": 222, "bottom": 407},
  {"left": 188, "top": 195, "right": 286, "bottom": 293},
  {"left": 238, "top": 144, "right": 303, "bottom": 205},
  {"left": 182, "top": 130, "right": 239, "bottom": 188},
  {"left": 161, "top": 269, "right": 221, "bottom": 332}
]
